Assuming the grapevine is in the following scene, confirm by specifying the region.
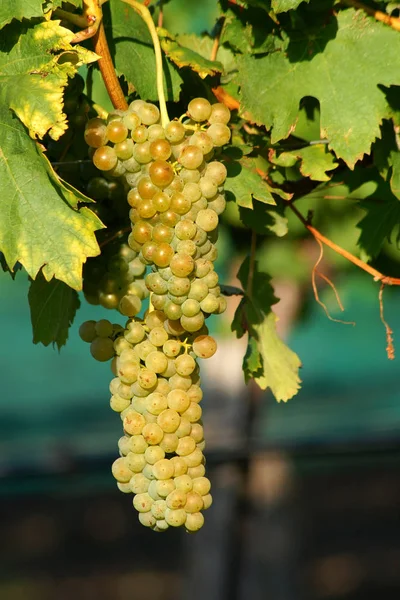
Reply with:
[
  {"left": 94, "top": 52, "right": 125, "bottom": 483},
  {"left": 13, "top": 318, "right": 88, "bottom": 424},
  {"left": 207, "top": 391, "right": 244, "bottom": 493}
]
[{"left": 3, "top": 0, "right": 400, "bottom": 536}]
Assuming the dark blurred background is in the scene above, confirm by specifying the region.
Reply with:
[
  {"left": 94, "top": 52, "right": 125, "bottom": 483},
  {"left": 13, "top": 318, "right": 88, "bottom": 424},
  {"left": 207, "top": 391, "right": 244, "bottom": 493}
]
[{"left": 2, "top": 1, "right": 400, "bottom": 598}]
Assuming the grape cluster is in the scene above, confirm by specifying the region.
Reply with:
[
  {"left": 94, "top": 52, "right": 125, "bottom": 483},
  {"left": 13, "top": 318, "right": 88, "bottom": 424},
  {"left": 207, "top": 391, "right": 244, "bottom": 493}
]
[
  {"left": 109, "top": 310, "right": 216, "bottom": 532},
  {"left": 82, "top": 97, "right": 231, "bottom": 532},
  {"left": 84, "top": 97, "right": 230, "bottom": 333},
  {"left": 79, "top": 318, "right": 122, "bottom": 362},
  {"left": 83, "top": 242, "right": 149, "bottom": 315}
]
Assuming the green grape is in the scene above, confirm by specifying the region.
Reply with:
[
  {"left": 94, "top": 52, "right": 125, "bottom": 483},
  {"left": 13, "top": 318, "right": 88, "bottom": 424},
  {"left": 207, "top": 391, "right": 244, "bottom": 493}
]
[
  {"left": 207, "top": 123, "right": 231, "bottom": 146},
  {"left": 180, "top": 168, "right": 201, "bottom": 183},
  {"left": 138, "top": 199, "right": 157, "bottom": 219},
  {"left": 165, "top": 120, "right": 185, "bottom": 143},
  {"left": 180, "top": 313, "right": 205, "bottom": 333},
  {"left": 187, "top": 464, "right": 206, "bottom": 479},
  {"left": 168, "top": 276, "right": 191, "bottom": 297},
  {"left": 179, "top": 145, "right": 204, "bottom": 170},
  {"left": 124, "top": 156, "right": 141, "bottom": 173},
  {"left": 138, "top": 102, "right": 160, "bottom": 125},
  {"left": 110, "top": 394, "right": 131, "bottom": 412},
  {"left": 189, "top": 421, "right": 204, "bottom": 441},
  {"left": 159, "top": 210, "right": 180, "bottom": 227},
  {"left": 207, "top": 194, "right": 226, "bottom": 215},
  {"left": 190, "top": 131, "right": 213, "bottom": 154},
  {"left": 141, "top": 241, "right": 159, "bottom": 263},
  {"left": 150, "top": 139, "right": 171, "bottom": 160},
  {"left": 137, "top": 176, "right": 158, "bottom": 199},
  {"left": 167, "top": 389, "right": 190, "bottom": 413},
  {"left": 79, "top": 320, "right": 97, "bottom": 343},
  {"left": 136, "top": 339, "right": 157, "bottom": 361},
  {"left": 162, "top": 358, "right": 177, "bottom": 378},
  {"left": 130, "top": 473, "right": 150, "bottom": 494},
  {"left": 132, "top": 221, "right": 152, "bottom": 244},
  {"left": 118, "top": 381, "right": 133, "bottom": 400},
  {"left": 182, "top": 182, "right": 202, "bottom": 203},
  {"left": 129, "top": 99, "right": 146, "bottom": 111},
  {"left": 193, "top": 228, "right": 208, "bottom": 247},
  {"left": 128, "top": 257, "right": 146, "bottom": 277},
  {"left": 170, "top": 192, "right": 191, "bottom": 215},
  {"left": 132, "top": 125, "right": 148, "bottom": 143},
  {"left": 181, "top": 298, "right": 201, "bottom": 317},
  {"left": 152, "top": 191, "right": 171, "bottom": 212},
  {"left": 84, "top": 118, "right": 107, "bottom": 148},
  {"left": 175, "top": 474, "right": 193, "bottom": 493},
  {"left": 176, "top": 240, "right": 196, "bottom": 256},
  {"left": 153, "top": 242, "right": 174, "bottom": 267},
  {"left": 152, "top": 223, "right": 174, "bottom": 243},
  {"left": 117, "top": 362, "right": 139, "bottom": 386},
  {"left": 196, "top": 208, "right": 218, "bottom": 232},
  {"left": 157, "top": 408, "right": 181, "bottom": 433},
  {"left": 176, "top": 435, "right": 196, "bottom": 456},
  {"left": 123, "top": 111, "right": 141, "bottom": 130},
  {"left": 123, "top": 411, "right": 146, "bottom": 435},
  {"left": 187, "top": 97, "right": 212, "bottom": 122},
  {"left": 170, "top": 456, "right": 188, "bottom": 477},
  {"left": 93, "top": 146, "right": 118, "bottom": 171},
  {"left": 156, "top": 479, "right": 175, "bottom": 497},
  {"left": 169, "top": 254, "right": 195, "bottom": 277},
  {"left": 200, "top": 293, "right": 219, "bottom": 314},
  {"left": 175, "top": 353, "right": 196, "bottom": 376},
  {"left": 164, "top": 508, "right": 186, "bottom": 527},
  {"left": 188, "top": 280, "right": 208, "bottom": 302},
  {"left": 151, "top": 293, "right": 167, "bottom": 310},
  {"left": 119, "top": 294, "right": 142, "bottom": 316},
  {"left": 125, "top": 321, "right": 146, "bottom": 343},
  {"left": 142, "top": 422, "right": 164, "bottom": 445},
  {"left": 149, "top": 160, "right": 174, "bottom": 188},
  {"left": 145, "top": 350, "right": 168, "bottom": 373},
  {"left": 126, "top": 452, "right": 147, "bottom": 473},
  {"left": 151, "top": 499, "right": 167, "bottom": 520},
  {"left": 138, "top": 368, "right": 158, "bottom": 390},
  {"left": 164, "top": 301, "right": 182, "bottom": 321},
  {"left": 182, "top": 401, "right": 202, "bottom": 423},
  {"left": 146, "top": 272, "right": 168, "bottom": 294},
  {"left": 200, "top": 177, "right": 218, "bottom": 199},
  {"left": 148, "top": 326, "right": 169, "bottom": 347},
  {"left": 166, "top": 489, "right": 187, "bottom": 509},
  {"left": 106, "top": 120, "right": 128, "bottom": 143},
  {"left": 144, "top": 445, "right": 165, "bottom": 465},
  {"left": 148, "top": 124, "right": 166, "bottom": 142},
  {"left": 205, "top": 161, "right": 227, "bottom": 185},
  {"left": 145, "top": 310, "right": 167, "bottom": 329},
  {"left": 133, "top": 141, "right": 152, "bottom": 163},
  {"left": 209, "top": 102, "right": 231, "bottom": 125},
  {"left": 192, "top": 334, "right": 217, "bottom": 358},
  {"left": 184, "top": 448, "right": 204, "bottom": 468},
  {"left": 133, "top": 492, "right": 153, "bottom": 513},
  {"left": 153, "top": 458, "right": 174, "bottom": 480},
  {"left": 185, "top": 512, "right": 204, "bottom": 532},
  {"left": 203, "top": 270, "right": 219, "bottom": 288},
  {"left": 111, "top": 457, "right": 133, "bottom": 483},
  {"left": 90, "top": 337, "right": 115, "bottom": 361},
  {"left": 129, "top": 435, "right": 148, "bottom": 454}
]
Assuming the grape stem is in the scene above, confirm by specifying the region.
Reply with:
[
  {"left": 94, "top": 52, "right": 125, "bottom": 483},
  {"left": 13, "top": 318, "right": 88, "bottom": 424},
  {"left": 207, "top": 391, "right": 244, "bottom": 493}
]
[
  {"left": 93, "top": 21, "right": 128, "bottom": 110},
  {"left": 122, "top": 0, "right": 170, "bottom": 127}
]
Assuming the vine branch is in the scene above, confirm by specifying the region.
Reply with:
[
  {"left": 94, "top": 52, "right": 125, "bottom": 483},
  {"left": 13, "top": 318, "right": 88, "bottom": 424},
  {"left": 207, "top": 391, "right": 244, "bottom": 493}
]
[
  {"left": 93, "top": 22, "right": 128, "bottom": 111},
  {"left": 122, "top": 0, "right": 169, "bottom": 127},
  {"left": 342, "top": 0, "right": 400, "bottom": 32}
]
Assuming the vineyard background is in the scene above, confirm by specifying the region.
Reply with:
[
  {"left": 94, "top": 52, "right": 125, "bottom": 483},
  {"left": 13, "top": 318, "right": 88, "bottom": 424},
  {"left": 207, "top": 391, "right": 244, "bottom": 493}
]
[{"left": 2, "top": 0, "right": 400, "bottom": 598}]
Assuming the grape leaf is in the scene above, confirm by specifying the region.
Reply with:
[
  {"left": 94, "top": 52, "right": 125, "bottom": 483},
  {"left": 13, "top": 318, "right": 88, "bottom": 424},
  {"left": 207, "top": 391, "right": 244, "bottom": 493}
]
[
  {"left": 232, "top": 257, "right": 301, "bottom": 401},
  {"left": 222, "top": 150, "right": 276, "bottom": 208},
  {"left": 271, "top": 0, "right": 309, "bottom": 12},
  {"left": 28, "top": 271, "right": 80, "bottom": 349},
  {"left": 239, "top": 201, "right": 288, "bottom": 236},
  {"left": 159, "top": 30, "right": 224, "bottom": 79},
  {"left": 174, "top": 33, "right": 237, "bottom": 81},
  {"left": 104, "top": 2, "right": 183, "bottom": 102},
  {"left": 373, "top": 120, "right": 400, "bottom": 200},
  {"left": 237, "top": 9, "right": 400, "bottom": 168},
  {"left": 357, "top": 199, "right": 400, "bottom": 259},
  {"left": 272, "top": 144, "right": 339, "bottom": 181},
  {"left": 0, "top": 20, "right": 97, "bottom": 140},
  {"left": 0, "top": 0, "right": 44, "bottom": 29},
  {"left": 0, "top": 107, "right": 104, "bottom": 290}
]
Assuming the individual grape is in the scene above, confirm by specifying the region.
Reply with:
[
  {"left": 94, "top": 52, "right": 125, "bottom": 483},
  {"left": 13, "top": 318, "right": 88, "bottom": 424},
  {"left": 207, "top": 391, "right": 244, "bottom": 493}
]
[
  {"left": 84, "top": 118, "right": 107, "bottom": 148},
  {"left": 133, "top": 141, "right": 152, "bottom": 163},
  {"left": 190, "top": 422, "right": 204, "bottom": 442},
  {"left": 163, "top": 339, "right": 182, "bottom": 358},
  {"left": 119, "top": 294, "right": 142, "bottom": 317},
  {"left": 193, "top": 334, "right": 217, "bottom": 358},
  {"left": 209, "top": 103, "right": 231, "bottom": 125},
  {"left": 148, "top": 124, "right": 165, "bottom": 142},
  {"left": 165, "top": 120, "right": 185, "bottom": 143},
  {"left": 142, "top": 422, "right": 164, "bottom": 445},
  {"left": 181, "top": 299, "right": 201, "bottom": 318},
  {"left": 187, "top": 464, "right": 206, "bottom": 479},
  {"left": 185, "top": 512, "right": 204, "bottom": 532},
  {"left": 133, "top": 492, "right": 153, "bottom": 513},
  {"left": 187, "top": 97, "right": 212, "bottom": 122},
  {"left": 175, "top": 354, "right": 196, "bottom": 376},
  {"left": 137, "top": 176, "right": 158, "bottom": 199},
  {"left": 153, "top": 243, "right": 174, "bottom": 267},
  {"left": 165, "top": 508, "right": 187, "bottom": 527},
  {"left": 139, "top": 511, "right": 157, "bottom": 528},
  {"left": 148, "top": 326, "right": 169, "bottom": 347},
  {"left": 177, "top": 240, "right": 197, "bottom": 256},
  {"left": 111, "top": 457, "right": 133, "bottom": 483},
  {"left": 79, "top": 320, "right": 97, "bottom": 343},
  {"left": 167, "top": 389, "right": 190, "bottom": 413},
  {"left": 138, "top": 102, "right": 160, "bottom": 125},
  {"left": 129, "top": 435, "right": 148, "bottom": 453},
  {"left": 168, "top": 276, "right": 191, "bottom": 297},
  {"left": 106, "top": 120, "right": 128, "bottom": 143},
  {"left": 176, "top": 436, "right": 196, "bottom": 456},
  {"left": 182, "top": 402, "right": 202, "bottom": 423},
  {"left": 170, "top": 456, "right": 188, "bottom": 477},
  {"left": 170, "top": 254, "right": 195, "bottom": 277},
  {"left": 90, "top": 337, "right": 115, "bottom": 361},
  {"left": 207, "top": 194, "right": 226, "bottom": 215},
  {"left": 200, "top": 294, "right": 219, "bottom": 314},
  {"left": 184, "top": 448, "right": 204, "bottom": 468},
  {"left": 145, "top": 391, "right": 168, "bottom": 415},
  {"left": 159, "top": 210, "right": 180, "bottom": 227},
  {"left": 207, "top": 123, "right": 231, "bottom": 146},
  {"left": 180, "top": 168, "right": 201, "bottom": 183},
  {"left": 169, "top": 373, "right": 192, "bottom": 391},
  {"left": 138, "top": 368, "right": 158, "bottom": 389},
  {"left": 166, "top": 489, "right": 187, "bottom": 509},
  {"left": 145, "top": 350, "right": 168, "bottom": 373},
  {"left": 170, "top": 192, "right": 191, "bottom": 215},
  {"left": 125, "top": 321, "right": 146, "bottom": 343},
  {"left": 200, "top": 177, "right": 218, "bottom": 199},
  {"left": 202, "top": 494, "right": 212, "bottom": 510},
  {"left": 132, "top": 124, "right": 148, "bottom": 143},
  {"left": 179, "top": 145, "right": 204, "bottom": 170},
  {"left": 123, "top": 111, "right": 141, "bottom": 130},
  {"left": 118, "top": 381, "right": 133, "bottom": 400},
  {"left": 156, "top": 479, "right": 175, "bottom": 498},
  {"left": 151, "top": 293, "right": 167, "bottom": 310},
  {"left": 152, "top": 223, "right": 174, "bottom": 243},
  {"left": 192, "top": 477, "right": 211, "bottom": 496},
  {"left": 152, "top": 191, "right": 171, "bottom": 212},
  {"left": 132, "top": 221, "right": 152, "bottom": 244},
  {"left": 180, "top": 313, "right": 205, "bottom": 333},
  {"left": 126, "top": 452, "right": 146, "bottom": 473},
  {"left": 93, "top": 146, "right": 118, "bottom": 171},
  {"left": 151, "top": 499, "right": 167, "bottom": 520},
  {"left": 159, "top": 432, "right": 179, "bottom": 453},
  {"left": 123, "top": 411, "right": 146, "bottom": 435},
  {"left": 124, "top": 156, "right": 141, "bottom": 173},
  {"left": 144, "top": 445, "right": 165, "bottom": 465},
  {"left": 196, "top": 208, "right": 218, "bottom": 232},
  {"left": 154, "top": 519, "right": 169, "bottom": 532},
  {"left": 149, "top": 160, "right": 174, "bottom": 188},
  {"left": 153, "top": 458, "right": 174, "bottom": 480},
  {"left": 110, "top": 394, "right": 131, "bottom": 412},
  {"left": 145, "top": 310, "right": 167, "bottom": 329}
]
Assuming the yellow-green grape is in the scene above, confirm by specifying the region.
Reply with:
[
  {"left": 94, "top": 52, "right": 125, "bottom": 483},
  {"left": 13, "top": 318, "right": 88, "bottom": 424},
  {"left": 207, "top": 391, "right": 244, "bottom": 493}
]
[
  {"left": 166, "top": 489, "right": 187, "bottom": 509},
  {"left": 151, "top": 499, "right": 167, "bottom": 520},
  {"left": 129, "top": 435, "right": 148, "bottom": 453},
  {"left": 167, "top": 389, "right": 190, "bottom": 413},
  {"left": 192, "top": 477, "right": 211, "bottom": 496},
  {"left": 133, "top": 493, "right": 153, "bottom": 513},
  {"left": 182, "top": 402, "right": 202, "bottom": 423},
  {"left": 110, "top": 394, "right": 131, "bottom": 413},
  {"left": 112, "top": 457, "right": 133, "bottom": 483},
  {"left": 142, "top": 422, "right": 164, "bottom": 445},
  {"left": 126, "top": 452, "right": 146, "bottom": 473},
  {"left": 176, "top": 436, "right": 196, "bottom": 457},
  {"left": 175, "top": 417, "right": 192, "bottom": 438},
  {"left": 144, "top": 445, "right": 165, "bottom": 465},
  {"left": 185, "top": 512, "right": 205, "bottom": 532},
  {"left": 79, "top": 320, "right": 97, "bottom": 343},
  {"left": 174, "top": 474, "right": 193, "bottom": 493},
  {"left": 170, "top": 456, "right": 188, "bottom": 477},
  {"left": 123, "top": 411, "right": 146, "bottom": 435},
  {"left": 152, "top": 458, "right": 174, "bottom": 480},
  {"left": 184, "top": 491, "right": 204, "bottom": 513},
  {"left": 139, "top": 512, "right": 157, "bottom": 528},
  {"left": 184, "top": 448, "right": 204, "bottom": 468},
  {"left": 165, "top": 508, "right": 187, "bottom": 527},
  {"left": 157, "top": 408, "right": 181, "bottom": 433},
  {"left": 90, "top": 337, "right": 115, "bottom": 362},
  {"left": 187, "top": 464, "right": 206, "bottom": 479},
  {"left": 156, "top": 479, "right": 175, "bottom": 498},
  {"left": 202, "top": 494, "right": 213, "bottom": 510}
]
